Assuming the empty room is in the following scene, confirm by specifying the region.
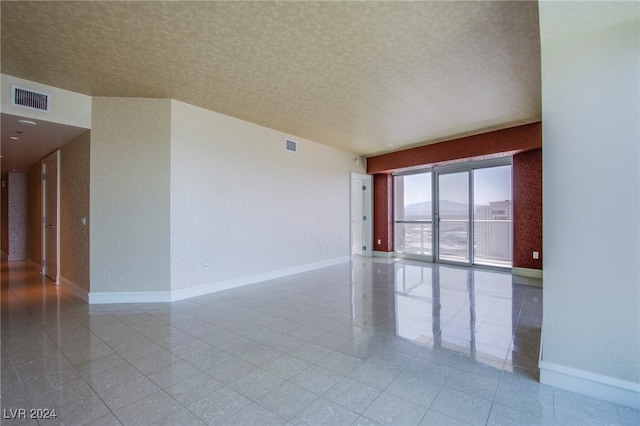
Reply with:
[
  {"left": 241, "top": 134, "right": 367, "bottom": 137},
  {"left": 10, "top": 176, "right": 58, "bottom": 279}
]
[{"left": 1, "top": 1, "right": 638, "bottom": 425}]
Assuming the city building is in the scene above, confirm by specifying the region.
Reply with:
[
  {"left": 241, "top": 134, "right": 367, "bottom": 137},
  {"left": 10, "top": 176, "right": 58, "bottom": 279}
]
[{"left": 474, "top": 200, "right": 512, "bottom": 265}]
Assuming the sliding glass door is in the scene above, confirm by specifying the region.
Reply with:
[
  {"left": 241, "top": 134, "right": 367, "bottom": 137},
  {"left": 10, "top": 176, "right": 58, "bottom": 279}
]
[
  {"left": 394, "top": 172, "right": 432, "bottom": 258},
  {"left": 473, "top": 165, "right": 512, "bottom": 267},
  {"left": 437, "top": 171, "right": 470, "bottom": 263},
  {"left": 394, "top": 160, "right": 512, "bottom": 268}
]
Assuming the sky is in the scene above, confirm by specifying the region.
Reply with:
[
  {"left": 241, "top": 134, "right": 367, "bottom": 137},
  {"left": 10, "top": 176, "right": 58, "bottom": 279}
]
[{"left": 401, "top": 165, "right": 511, "bottom": 206}]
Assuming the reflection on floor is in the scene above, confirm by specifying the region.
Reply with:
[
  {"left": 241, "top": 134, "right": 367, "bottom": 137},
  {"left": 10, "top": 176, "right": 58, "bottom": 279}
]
[
  {"left": 1, "top": 257, "right": 637, "bottom": 425},
  {"left": 386, "top": 261, "right": 541, "bottom": 375}
]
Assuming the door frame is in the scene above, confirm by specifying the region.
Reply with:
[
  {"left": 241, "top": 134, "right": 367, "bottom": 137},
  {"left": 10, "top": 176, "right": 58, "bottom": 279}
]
[
  {"left": 42, "top": 150, "right": 61, "bottom": 284},
  {"left": 350, "top": 172, "right": 373, "bottom": 257}
]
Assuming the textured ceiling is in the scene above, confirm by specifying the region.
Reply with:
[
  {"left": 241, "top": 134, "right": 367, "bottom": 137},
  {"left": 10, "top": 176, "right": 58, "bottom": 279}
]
[{"left": 1, "top": 1, "right": 541, "bottom": 156}]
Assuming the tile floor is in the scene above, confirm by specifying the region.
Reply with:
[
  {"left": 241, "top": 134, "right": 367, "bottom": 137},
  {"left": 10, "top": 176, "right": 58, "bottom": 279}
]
[{"left": 1, "top": 257, "right": 637, "bottom": 425}]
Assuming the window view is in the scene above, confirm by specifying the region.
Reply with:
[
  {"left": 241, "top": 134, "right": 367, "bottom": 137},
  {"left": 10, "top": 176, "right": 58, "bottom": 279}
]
[
  {"left": 394, "top": 161, "right": 512, "bottom": 268},
  {"left": 394, "top": 172, "right": 432, "bottom": 256},
  {"left": 473, "top": 165, "right": 513, "bottom": 267}
]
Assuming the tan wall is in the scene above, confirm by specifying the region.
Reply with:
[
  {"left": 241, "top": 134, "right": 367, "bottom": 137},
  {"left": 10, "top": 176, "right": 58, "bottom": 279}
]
[
  {"left": 170, "top": 100, "right": 363, "bottom": 292},
  {"left": 60, "top": 131, "right": 90, "bottom": 291},
  {"left": 90, "top": 98, "right": 171, "bottom": 293}
]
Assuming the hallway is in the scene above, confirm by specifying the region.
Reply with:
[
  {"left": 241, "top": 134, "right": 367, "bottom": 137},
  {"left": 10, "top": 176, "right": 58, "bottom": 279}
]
[{"left": 1, "top": 258, "right": 636, "bottom": 425}]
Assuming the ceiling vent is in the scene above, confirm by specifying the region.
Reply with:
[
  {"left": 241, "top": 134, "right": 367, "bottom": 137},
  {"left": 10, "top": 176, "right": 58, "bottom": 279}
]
[
  {"left": 12, "top": 85, "right": 50, "bottom": 112},
  {"left": 285, "top": 139, "right": 297, "bottom": 153}
]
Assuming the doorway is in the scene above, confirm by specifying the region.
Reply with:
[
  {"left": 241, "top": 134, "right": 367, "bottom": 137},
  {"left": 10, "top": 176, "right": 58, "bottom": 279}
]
[{"left": 42, "top": 150, "right": 60, "bottom": 283}]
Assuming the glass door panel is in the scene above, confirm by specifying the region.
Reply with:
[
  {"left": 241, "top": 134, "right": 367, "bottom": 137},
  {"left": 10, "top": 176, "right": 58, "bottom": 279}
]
[
  {"left": 473, "top": 165, "right": 512, "bottom": 267},
  {"left": 394, "top": 173, "right": 432, "bottom": 256},
  {"left": 437, "top": 171, "right": 470, "bottom": 263}
]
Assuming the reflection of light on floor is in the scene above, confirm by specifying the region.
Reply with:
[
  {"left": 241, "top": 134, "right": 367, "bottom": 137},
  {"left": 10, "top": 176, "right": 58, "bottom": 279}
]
[{"left": 393, "top": 261, "right": 534, "bottom": 370}]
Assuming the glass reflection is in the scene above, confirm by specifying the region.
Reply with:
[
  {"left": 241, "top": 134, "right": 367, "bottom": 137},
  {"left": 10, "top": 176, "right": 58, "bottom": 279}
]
[
  {"left": 350, "top": 257, "right": 535, "bottom": 371},
  {"left": 395, "top": 262, "right": 514, "bottom": 366}
]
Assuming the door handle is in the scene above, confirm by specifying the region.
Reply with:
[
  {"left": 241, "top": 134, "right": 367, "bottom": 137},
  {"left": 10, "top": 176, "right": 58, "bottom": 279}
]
[{"left": 47, "top": 225, "right": 55, "bottom": 229}]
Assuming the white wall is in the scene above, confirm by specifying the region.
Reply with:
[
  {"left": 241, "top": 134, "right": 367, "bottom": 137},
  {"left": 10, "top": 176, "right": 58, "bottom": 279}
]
[
  {"left": 90, "top": 98, "right": 171, "bottom": 296},
  {"left": 0, "top": 74, "right": 91, "bottom": 128},
  {"left": 540, "top": 6, "right": 639, "bottom": 408},
  {"left": 170, "top": 100, "right": 364, "bottom": 295}
]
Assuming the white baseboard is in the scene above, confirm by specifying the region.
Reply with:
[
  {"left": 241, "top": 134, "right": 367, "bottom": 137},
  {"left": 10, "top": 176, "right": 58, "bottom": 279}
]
[
  {"left": 89, "top": 256, "right": 351, "bottom": 304},
  {"left": 59, "top": 276, "right": 89, "bottom": 302},
  {"left": 373, "top": 251, "right": 394, "bottom": 258},
  {"left": 540, "top": 360, "right": 640, "bottom": 409},
  {"left": 89, "top": 290, "right": 171, "bottom": 304},
  {"left": 512, "top": 266, "right": 543, "bottom": 279},
  {"left": 172, "top": 256, "right": 350, "bottom": 301}
]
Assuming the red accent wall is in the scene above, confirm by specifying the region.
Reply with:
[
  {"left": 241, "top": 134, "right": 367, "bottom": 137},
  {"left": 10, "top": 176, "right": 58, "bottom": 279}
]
[
  {"left": 512, "top": 149, "right": 543, "bottom": 269},
  {"left": 367, "top": 123, "right": 543, "bottom": 272},
  {"left": 373, "top": 174, "right": 393, "bottom": 252},
  {"left": 367, "top": 122, "right": 542, "bottom": 174}
]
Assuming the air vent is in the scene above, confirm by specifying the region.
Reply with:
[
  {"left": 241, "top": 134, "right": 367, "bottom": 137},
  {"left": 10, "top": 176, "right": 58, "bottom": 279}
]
[
  {"left": 285, "top": 139, "right": 297, "bottom": 153},
  {"left": 12, "top": 85, "right": 50, "bottom": 112}
]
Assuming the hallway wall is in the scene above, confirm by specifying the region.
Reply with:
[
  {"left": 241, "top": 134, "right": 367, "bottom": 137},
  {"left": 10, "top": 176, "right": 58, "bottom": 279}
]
[{"left": 60, "top": 130, "right": 91, "bottom": 294}]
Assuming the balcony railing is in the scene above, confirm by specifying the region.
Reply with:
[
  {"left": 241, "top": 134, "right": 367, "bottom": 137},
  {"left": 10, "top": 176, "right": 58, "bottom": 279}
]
[
  {"left": 395, "top": 219, "right": 512, "bottom": 266},
  {"left": 395, "top": 221, "right": 432, "bottom": 256},
  {"left": 439, "top": 219, "right": 469, "bottom": 262}
]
